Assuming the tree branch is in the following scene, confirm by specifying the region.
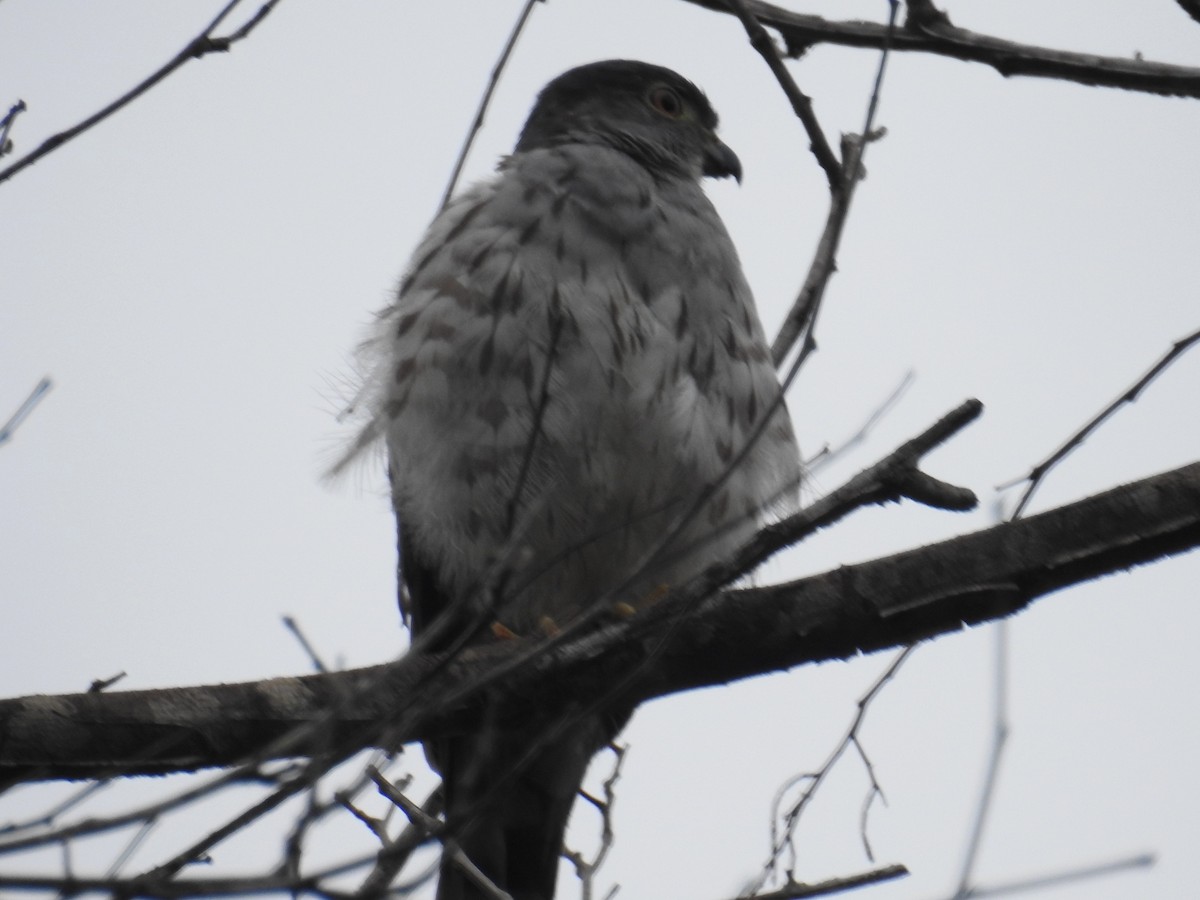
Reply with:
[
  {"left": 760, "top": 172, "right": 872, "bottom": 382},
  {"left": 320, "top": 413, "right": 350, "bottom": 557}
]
[
  {"left": 1003, "top": 327, "right": 1200, "bottom": 518},
  {"left": 436, "top": 0, "right": 541, "bottom": 212},
  {"left": 686, "top": 0, "right": 1200, "bottom": 99},
  {"left": 0, "top": 377, "right": 52, "bottom": 447},
  {"left": 723, "top": 0, "right": 842, "bottom": 188},
  {"left": 2, "top": 461, "right": 1198, "bottom": 783},
  {"left": 1178, "top": 0, "right": 1200, "bottom": 27},
  {"left": 730, "top": 863, "right": 908, "bottom": 899},
  {"left": 0, "top": 0, "right": 284, "bottom": 186}
]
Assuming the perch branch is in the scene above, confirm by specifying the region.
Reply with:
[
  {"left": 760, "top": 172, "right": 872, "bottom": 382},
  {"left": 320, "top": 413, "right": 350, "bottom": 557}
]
[{"left": 1, "top": 460, "right": 1198, "bottom": 782}]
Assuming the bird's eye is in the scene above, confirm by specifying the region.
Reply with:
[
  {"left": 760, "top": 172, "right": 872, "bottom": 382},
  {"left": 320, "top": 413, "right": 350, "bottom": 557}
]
[{"left": 648, "top": 86, "right": 684, "bottom": 119}]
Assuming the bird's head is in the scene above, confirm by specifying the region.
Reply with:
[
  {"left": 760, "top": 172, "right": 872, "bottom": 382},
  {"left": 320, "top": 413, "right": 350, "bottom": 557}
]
[{"left": 514, "top": 59, "right": 742, "bottom": 183}]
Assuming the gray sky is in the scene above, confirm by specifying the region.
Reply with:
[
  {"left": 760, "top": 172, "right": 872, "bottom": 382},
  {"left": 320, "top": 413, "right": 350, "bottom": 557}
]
[{"left": 2, "top": 1, "right": 1199, "bottom": 898}]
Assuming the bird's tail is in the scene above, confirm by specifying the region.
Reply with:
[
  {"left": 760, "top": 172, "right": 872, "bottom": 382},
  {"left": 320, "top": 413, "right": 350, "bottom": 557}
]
[{"left": 434, "top": 711, "right": 624, "bottom": 900}]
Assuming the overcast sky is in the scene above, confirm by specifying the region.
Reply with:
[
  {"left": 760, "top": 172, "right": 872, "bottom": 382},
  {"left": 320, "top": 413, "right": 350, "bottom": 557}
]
[{"left": 2, "top": 2, "right": 1199, "bottom": 898}]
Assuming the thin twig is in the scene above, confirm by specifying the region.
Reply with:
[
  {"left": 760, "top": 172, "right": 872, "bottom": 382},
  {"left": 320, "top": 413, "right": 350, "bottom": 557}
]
[
  {"left": 955, "top": 320, "right": 1195, "bottom": 893},
  {"left": 104, "top": 817, "right": 157, "bottom": 879},
  {"left": 339, "top": 796, "right": 390, "bottom": 844},
  {"left": 369, "top": 767, "right": 439, "bottom": 835},
  {"left": 951, "top": 622, "right": 1009, "bottom": 897},
  {"left": 744, "top": 647, "right": 915, "bottom": 895},
  {"left": 805, "top": 370, "right": 914, "bottom": 473},
  {"left": 770, "top": 2, "right": 898, "bottom": 367},
  {"left": 1003, "top": 327, "right": 1200, "bottom": 518},
  {"left": 142, "top": 757, "right": 333, "bottom": 882},
  {"left": 850, "top": 732, "right": 886, "bottom": 862},
  {"left": 0, "top": 377, "right": 52, "bottom": 446},
  {"left": 354, "top": 784, "right": 444, "bottom": 897},
  {"left": 0, "top": 99, "right": 27, "bottom": 157},
  {"left": 730, "top": 863, "right": 908, "bottom": 899},
  {"left": 0, "top": 780, "right": 110, "bottom": 837},
  {"left": 87, "top": 672, "right": 127, "bottom": 694},
  {"left": 436, "top": 0, "right": 540, "bottom": 212},
  {"left": 283, "top": 615, "right": 330, "bottom": 674},
  {"left": 221, "top": 0, "right": 284, "bottom": 43},
  {"left": 723, "top": 0, "right": 841, "bottom": 188},
  {"left": 0, "top": 0, "right": 284, "bottom": 186},
  {"left": 281, "top": 784, "right": 338, "bottom": 886},
  {"left": 439, "top": 844, "right": 514, "bottom": 900},
  {"left": 692, "top": 398, "right": 980, "bottom": 608},
  {"left": 961, "top": 852, "right": 1154, "bottom": 898},
  {"left": 565, "top": 743, "right": 627, "bottom": 900}
]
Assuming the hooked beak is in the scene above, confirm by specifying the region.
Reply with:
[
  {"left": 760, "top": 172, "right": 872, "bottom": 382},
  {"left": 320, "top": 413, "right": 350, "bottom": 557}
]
[{"left": 703, "top": 137, "right": 743, "bottom": 183}]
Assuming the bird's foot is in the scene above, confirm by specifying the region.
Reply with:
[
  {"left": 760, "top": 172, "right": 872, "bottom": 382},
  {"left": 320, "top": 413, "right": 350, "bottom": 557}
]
[
  {"left": 490, "top": 621, "right": 520, "bottom": 640},
  {"left": 611, "top": 600, "right": 637, "bottom": 619}
]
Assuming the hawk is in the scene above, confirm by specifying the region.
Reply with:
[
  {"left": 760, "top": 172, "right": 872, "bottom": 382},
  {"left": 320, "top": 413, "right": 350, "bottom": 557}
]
[{"left": 339, "top": 60, "right": 800, "bottom": 900}]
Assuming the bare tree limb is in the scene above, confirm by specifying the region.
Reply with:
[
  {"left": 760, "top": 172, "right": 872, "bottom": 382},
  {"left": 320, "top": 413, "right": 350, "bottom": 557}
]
[
  {"left": 2, "top": 459, "right": 1198, "bottom": 783},
  {"left": 723, "top": 0, "right": 841, "bottom": 188},
  {"left": 769, "top": 1, "right": 896, "bottom": 366},
  {"left": 0, "top": 0, "right": 285, "bottom": 187},
  {"left": 684, "top": 0, "right": 1200, "bottom": 98},
  {"left": 769, "top": 128, "right": 876, "bottom": 366}
]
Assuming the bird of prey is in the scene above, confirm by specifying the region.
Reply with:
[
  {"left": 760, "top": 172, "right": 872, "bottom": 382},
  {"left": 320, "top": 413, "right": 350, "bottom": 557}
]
[{"left": 338, "top": 59, "right": 800, "bottom": 900}]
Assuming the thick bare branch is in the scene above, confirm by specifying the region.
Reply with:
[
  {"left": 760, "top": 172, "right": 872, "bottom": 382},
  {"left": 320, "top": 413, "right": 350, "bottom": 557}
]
[
  {"left": 2, "top": 461, "right": 1198, "bottom": 783},
  {"left": 1179, "top": 0, "right": 1200, "bottom": 27}
]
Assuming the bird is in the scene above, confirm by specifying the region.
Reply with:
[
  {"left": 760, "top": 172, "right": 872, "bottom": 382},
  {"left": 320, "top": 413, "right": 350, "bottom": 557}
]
[{"left": 337, "top": 59, "right": 801, "bottom": 900}]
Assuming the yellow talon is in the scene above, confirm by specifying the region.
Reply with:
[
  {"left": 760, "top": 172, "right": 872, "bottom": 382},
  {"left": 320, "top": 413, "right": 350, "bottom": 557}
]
[{"left": 490, "top": 621, "right": 519, "bottom": 640}]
